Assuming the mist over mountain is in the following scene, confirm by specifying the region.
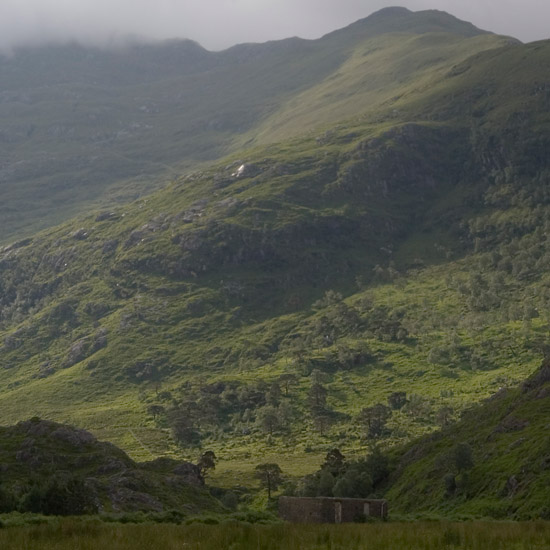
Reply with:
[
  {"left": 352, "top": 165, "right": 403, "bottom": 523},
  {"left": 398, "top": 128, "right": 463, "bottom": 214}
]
[{"left": 0, "top": 0, "right": 548, "bottom": 53}]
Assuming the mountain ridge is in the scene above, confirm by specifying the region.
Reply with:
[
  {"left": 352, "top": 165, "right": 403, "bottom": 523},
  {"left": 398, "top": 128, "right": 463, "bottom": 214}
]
[
  {"left": 324, "top": 6, "right": 492, "bottom": 43},
  {"left": 0, "top": 7, "right": 509, "bottom": 243}
]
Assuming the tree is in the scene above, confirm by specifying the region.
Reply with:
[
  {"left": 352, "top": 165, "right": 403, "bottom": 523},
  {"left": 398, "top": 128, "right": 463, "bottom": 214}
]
[
  {"left": 310, "top": 368, "right": 326, "bottom": 385},
  {"left": 336, "top": 345, "right": 356, "bottom": 370},
  {"left": 255, "top": 463, "right": 283, "bottom": 500},
  {"left": 308, "top": 381, "right": 328, "bottom": 410},
  {"left": 197, "top": 450, "right": 217, "bottom": 477},
  {"left": 289, "top": 337, "right": 307, "bottom": 365},
  {"left": 196, "top": 394, "right": 221, "bottom": 427},
  {"left": 328, "top": 302, "right": 361, "bottom": 335},
  {"left": 387, "top": 391, "right": 407, "bottom": 410},
  {"left": 266, "top": 382, "right": 282, "bottom": 407},
  {"left": 308, "top": 373, "right": 334, "bottom": 435},
  {"left": 241, "top": 408, "right": 253, "bottom": 425},
  {"left": 312, "top": 316, "right": 337, "bottom": 348},
  {"left": 453, "top": 442, "right": 474, "bottom": 473},
  {"left": 157, "top": 390, "right": 174, "bottom": 402},
  {"left": 277, "top": 401, "right": 295, "bottom": 430},
  {"left": 322, "top": 449, "right": 346, "bottom": 476},
  {"left": 436, "top": 406, "right": 454, "bottom": 427},
  {"left": 278, "top": 373, "right": 298, "bottom": 396},
  {"left": 0, "top": 485, "right": 16, "bottom": 513},
  {"left": 440, "top": 442, "right": 474, "bottom": 495},
  {"left": 332, "top": 475, "right": 354, "bottom": 498},
  {"left": 313, "top": 409, "right": 334, "bottom": 436},
  {"left": 313, "top": 290, "right": 343, "bottom": 309},
  {"left": 404, "top": 394, "right": 432, "bottom": 420},
  {"left": 332, "top": 467, "right": 372, "bottom": 498},
  {"left": 221, "top": 491, "right": 239, "bottom": 510},
  {"left": 257, "top": 406, "right": 281, "bottom": 436},
  {"left": 147, "top": 404, "right": 165, "bottom": 420},
  {"left": 363, "top": 445, "right": 389, "bottom": 486},
  {"left": 169, "top": 409, "right": 201, "bottom": 446},
  {"left": 443, "top": 472, "right": 457, "bottom": 496},
  {"left": 317, "top": 469, "right": 335, "bottom": 496},
  {"left": 20, "top": 475, "right": 97, "bottom": 516},
  {"left": 357, "top": 404, "right": 392, "bottom": 439}
]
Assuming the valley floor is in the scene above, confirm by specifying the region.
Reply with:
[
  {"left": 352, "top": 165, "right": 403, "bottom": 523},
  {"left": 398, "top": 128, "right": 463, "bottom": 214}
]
[{"left": 2, "top": 518, "right": 550, "bottom": 549}]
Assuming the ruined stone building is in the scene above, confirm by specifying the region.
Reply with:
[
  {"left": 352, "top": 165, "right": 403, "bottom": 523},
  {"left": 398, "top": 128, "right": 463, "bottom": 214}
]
[{"left": 279, "top": 496, "right": 388, "bottom": 523}]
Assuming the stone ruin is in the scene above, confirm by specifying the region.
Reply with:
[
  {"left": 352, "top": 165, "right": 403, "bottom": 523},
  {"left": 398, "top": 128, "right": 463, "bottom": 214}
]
[{"left": 279, "top": 496, "right": 388, "bottom": 523}]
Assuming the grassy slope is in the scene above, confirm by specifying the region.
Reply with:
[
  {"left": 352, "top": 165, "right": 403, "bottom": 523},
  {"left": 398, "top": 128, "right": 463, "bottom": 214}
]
[
  {"left": 385, "top": 363, "right": 550, "bottom": 520},
  {"left": 250, "top": 33, "right": 511, "bottom": 144},
  {"left": 0, "top": 9, "right": 508, "bottom": 242}
]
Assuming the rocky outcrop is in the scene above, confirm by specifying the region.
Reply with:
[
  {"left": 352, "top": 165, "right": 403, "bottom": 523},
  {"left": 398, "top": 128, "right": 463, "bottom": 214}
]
[
  {"left": 2, "top": 419, "right": 218, "bottom": 514},
  {"left": 522, "top": 361, "right": 550, "bottom": 393}
]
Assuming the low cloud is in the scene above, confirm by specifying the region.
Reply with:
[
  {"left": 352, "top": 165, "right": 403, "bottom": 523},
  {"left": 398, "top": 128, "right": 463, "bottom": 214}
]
[{"left": 0, "top": 0, "right": 547, "bottom": 53}]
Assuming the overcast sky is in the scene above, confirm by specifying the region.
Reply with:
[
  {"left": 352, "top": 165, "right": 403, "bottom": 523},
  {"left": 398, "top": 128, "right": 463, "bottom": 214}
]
[{"left": 0, "top": 0, "right": 548, "bottom": 52}]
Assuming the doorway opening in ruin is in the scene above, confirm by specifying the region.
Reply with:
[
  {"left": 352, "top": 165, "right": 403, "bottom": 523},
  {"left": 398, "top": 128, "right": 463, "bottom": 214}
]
[
  {"left": 335, "top": 501, "right": 342, "bottom": 523},
  {"left": 364, "top": 502, "right": 370, "bottom": 517}
]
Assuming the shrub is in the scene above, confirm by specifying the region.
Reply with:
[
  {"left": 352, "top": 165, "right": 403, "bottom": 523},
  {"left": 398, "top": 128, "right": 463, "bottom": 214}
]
[{"left": 20, "top": 475, "right": 97, "bottom": 516}]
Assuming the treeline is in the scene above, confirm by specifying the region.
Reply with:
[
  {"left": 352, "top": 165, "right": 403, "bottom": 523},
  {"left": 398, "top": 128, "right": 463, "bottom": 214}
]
[
  {"left": 140, "top": 289, "right": 413, "bottom": 446},
  {"left": 148, "top": 371, "right": 334, "bottom": 446},
  {"left": 145, "top": 365, "right": 452, "bottom": 450},
  {"left": 287, "top": 448, "right": 389, "bottom": 500}
]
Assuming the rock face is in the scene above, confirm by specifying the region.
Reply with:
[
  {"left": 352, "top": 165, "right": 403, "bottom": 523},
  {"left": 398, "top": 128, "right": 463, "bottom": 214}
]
[
  {"left": 522, "top": 362, "right": 550, "bottom": 392},
  {"left": 140, "top": 457, "right": 204, "bottom": 486},
  {"left": 2, "top": 418, "right": 218, "bottom": 514}
]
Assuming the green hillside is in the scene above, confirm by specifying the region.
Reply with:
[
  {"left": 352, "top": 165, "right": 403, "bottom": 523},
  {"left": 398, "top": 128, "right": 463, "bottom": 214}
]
[
  {"left": 1, "top": 31, "right": 550, "bottom": 488},
  {"left": 0, "top": 8, "right": 509, "bottom": 242},
  {"left": 383, "top": 361, "right": 550, "bottom": 520},
  {"left": 1, "top": 9, "right": 550, "bottom": 505}
]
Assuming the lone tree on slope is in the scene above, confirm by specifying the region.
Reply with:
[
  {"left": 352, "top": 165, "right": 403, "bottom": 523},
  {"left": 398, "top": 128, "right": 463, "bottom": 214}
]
[
  {"left": 254, "top": 463, "right": 283, "bottom": 500},
  {"left": 197, "top": 450, "right": 217, "bottom": 477}
]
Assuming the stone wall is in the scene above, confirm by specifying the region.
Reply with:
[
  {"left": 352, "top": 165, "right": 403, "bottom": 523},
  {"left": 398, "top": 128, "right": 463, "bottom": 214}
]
[{"left": 279, "top": 496, "right": 388, "bottom": 523}]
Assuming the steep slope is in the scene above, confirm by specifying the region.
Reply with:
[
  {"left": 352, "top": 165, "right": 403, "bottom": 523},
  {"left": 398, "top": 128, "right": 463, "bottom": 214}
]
[
  {"left": 384, "top": 362, "right": 550, "bottom": 520},
  {"left": 0, "top": 8, "right": 509, "bottom": 242},
  {"left": 0, "top": 121, "right": 467, "bottom": 427},
  {"left": 1, "top": 29, "right": 550, "bottom": 483},
  {"left": 251, "top": 7, "right": 508, "bottom": 142}
]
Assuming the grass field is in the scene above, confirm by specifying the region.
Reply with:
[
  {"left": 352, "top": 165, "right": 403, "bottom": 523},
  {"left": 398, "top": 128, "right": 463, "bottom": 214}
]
[{"left": 2, "top": 519, "right": 550, "bottom": 549}]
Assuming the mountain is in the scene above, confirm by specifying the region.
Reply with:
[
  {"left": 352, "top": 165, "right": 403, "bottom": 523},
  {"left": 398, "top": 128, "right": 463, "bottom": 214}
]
[
  {"left": 383, "top": 361, "right": 550, "bottom": 520},
  {"left": 1, "top": 8, "right": 550, "bottom": 490},
  {"left": 0, "top": 8, "right": 510, "bottom": 242}
]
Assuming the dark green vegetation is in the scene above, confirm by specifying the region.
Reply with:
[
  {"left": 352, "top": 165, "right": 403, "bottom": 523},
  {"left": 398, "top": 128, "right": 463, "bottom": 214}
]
[
  {"left": 2, "top": 7, "right": 550, "bottom": 519},
  {"left": 1, "top": 519, "right": 550, "bottom": 550},
  {"left": 290, "top": 447, "right": 389, "bottom": 501},
  {"left": 0, "top": 417, "right": 220, "bottom": 515},
  {"left": 0, "top": 7, "right": 510, "bottom": 241}
]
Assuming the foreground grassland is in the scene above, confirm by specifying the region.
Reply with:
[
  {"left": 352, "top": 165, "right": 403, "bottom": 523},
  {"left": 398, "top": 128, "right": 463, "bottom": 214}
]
[{"left": 2, "top": 520, "right": 550, "bottom": 550}]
